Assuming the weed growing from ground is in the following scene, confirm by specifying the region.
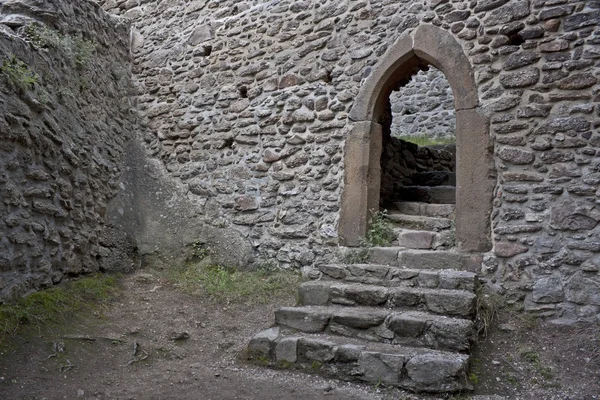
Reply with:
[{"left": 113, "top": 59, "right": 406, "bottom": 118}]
[
  {"left": 474, "top": 287, "right": 504, "bottom": 339},
  {"left": 0, "top": 274, "right": 120, "bottom": 341},
  {"left": 1, "top": 55, "right": 38, "bottom": 92},
  {"left": 522, "top": 350, "right": 555, "bottom": 380},
  {"left": 363, "top": 210, "right": 395, "bottom": 247}
]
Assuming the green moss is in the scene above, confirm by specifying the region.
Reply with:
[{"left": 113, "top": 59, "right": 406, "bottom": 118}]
[
  {"left": 0, "top": 274, "right": 120, "bottom": 340},
  {"left": 256, "top": 355, "right": 270, "bottom": 366},
  {"left": 310, "top": 360, "right": 323, "bottom": 370},
  {"left": 277, "top": 360, "right": 293, "bottom": 369}
]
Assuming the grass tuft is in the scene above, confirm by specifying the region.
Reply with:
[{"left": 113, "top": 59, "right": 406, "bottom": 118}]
[
  {"left": 0, "top": 275, "right": 120, "bottom": 340},
  {"left": 168, "top": 264, "right": 301, "bottom": 305},
  {"left": 474, "top": 287, "right": 504, "bottom": 340},
  {"left": 398, "top": 134, "right": 456, "bottom": 147}
]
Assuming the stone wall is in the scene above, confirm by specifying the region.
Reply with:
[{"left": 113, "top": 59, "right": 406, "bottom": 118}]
[
  {"left": 0, "top": 0, "right": 136, "bottom": 299},
  {"left": 80, "top": 0, "right": 600, "bottom": 322},
  {"left": 390, "top": 67, "right": 456, "bottom": 141}
]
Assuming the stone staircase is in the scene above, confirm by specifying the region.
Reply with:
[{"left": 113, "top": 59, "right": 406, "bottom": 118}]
[
  {"left": 247, "top": 257, "right": 480, "bottom": 393},
  {"left": 389, "top": 171, "right": 456, "bottom": 251},
  {"left": 247, "top": 168, "right": 476, "bottom": 393}
]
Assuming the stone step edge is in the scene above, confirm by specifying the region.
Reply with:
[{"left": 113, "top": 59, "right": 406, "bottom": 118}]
[
  {"left": 304, "top": 264, "right": 477, "bottom": 291},
  {"left": 337, "top": 247, "right": 482, "bottom": 271},
  {"left": 274, "top": 305, "right": 474, "bottom": 352},
  {"left": 392, "top": 228, "right": 456, "bottom": 250},
  {"left": 386, "top": 213, "right": 454, "bottom": 231},
  {"left": 390, "top": 201, "right": 456, "bottom": 219},
  {"left": 247, "top": 327, "right": 472, "bottom": 393},
  {"left": 298, "top": 281, "right": 477, "bottom": 317}
]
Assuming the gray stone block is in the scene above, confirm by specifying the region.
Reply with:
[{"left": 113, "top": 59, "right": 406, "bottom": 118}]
[{"left": 275, "top": 307, "right": 330, "bottom": 332}]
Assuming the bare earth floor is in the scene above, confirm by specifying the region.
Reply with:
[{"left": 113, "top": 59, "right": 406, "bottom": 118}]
[{"left": 0, "top": 270, "right": 598, "bottom": 400}]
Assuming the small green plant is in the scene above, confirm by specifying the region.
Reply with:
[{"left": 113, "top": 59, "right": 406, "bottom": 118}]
[
  {"left": 277, "top": 360, "right": 293, "bottom": 369},
  {"left": 0, "top": 274, "right": 120, "bottom": 340},
  {"left": 522, "top": 350, "right": 555, "bottom": 380},
  {"left": 468, "top": 372, "right": 479, "bottom": 384},
  {"left": 1, "top": 56, "right": 38, "bottom": 92},
  {"left": 25, "top": 24, "right": 95, "bottom": 70},
  {"left": 57, "top": 86, "right": 73, "bottom": 101},
  {"left": 373, "top": 378, "right": 383, "bottom": 391},
  {"left": 256, "top": 355, "right": 270, "bottom": 366},
  {"left": 341, "top": 248, "right": 370, "bottom": 264},
  {"left": 190, "top": 241, "right": 210, "bottom": 260},
  {"left": 25, "top": 24, "right": 61, "bottom": 48},
  {"left": 310, "top": 360, "right": 322, "bottom": 370},
  {"left": 362, "top": 210, "right": 395, "bottom": 247},
  {"left": 474, "top": 287, "right": 504, "bottom": 339},
  {"left": 70, "top": 36, "right": 95, "bottom": 70},
  {"left": 505, "top": 373, "right": 521, "bottom": 388}
]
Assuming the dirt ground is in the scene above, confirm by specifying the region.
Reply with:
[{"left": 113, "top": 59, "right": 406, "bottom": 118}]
[{"left": 0, "top": 270, "right": 598, "bottom": 400}]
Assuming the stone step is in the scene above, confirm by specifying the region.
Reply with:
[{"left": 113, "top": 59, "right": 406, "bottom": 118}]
[
  {"left": 411, "top": 171, "right": 456, "bottom": 187},
  {"left": 298, "top": 281, "right": 476, "bottom": 317},
  {"left": 307, "top": 264, "right": 477, "bottom": 291},
  {"left": 398, "top": 249, "right": 481, "bottom": 272},
  {"left": 387, "top": 213, "right": 453, "bottom": 232},
  {"left": 394, "top": 228, "right": 455, "bottom": 250},
  {"left": 396, "top": 185, "right": 456, "bottom": 204},
  {"left": 248, "top": 328, "right": 471, "bottom": 393},
  {"left": 274, "top": 306, "right": 473, "bottom": 352},
  {"left": 392, "top": 201, "right": 456, "bottom": 218},
  {"left": 339, "top": 247, "right": 481, "bottom": 270}
]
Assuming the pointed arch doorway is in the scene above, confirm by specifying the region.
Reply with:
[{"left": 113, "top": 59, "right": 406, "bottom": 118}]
[{"left": 339, "top": 25, "right": 496, "bottom": 252}]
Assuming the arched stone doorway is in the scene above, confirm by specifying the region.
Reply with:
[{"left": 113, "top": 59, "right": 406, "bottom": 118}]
[{"left": 339, "top": 25, "right": 496, "bottom": 252}]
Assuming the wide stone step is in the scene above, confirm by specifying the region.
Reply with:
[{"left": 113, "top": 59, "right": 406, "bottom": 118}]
[
  {"left": 398, "top": 249, "right": 481, "bottom": 272},
  {"left": 307, "top": 264, "right": 477, "bottom": 291},
  {"left": 275, "top": 306, "right": 473, "bottom": 352},
  {"left": 411, "top": 171, "right": 456, "bottom": 187},
  {"left": 248, "top": 328, "right": 471, "bottom": 393},
  {"left": 387, "top": 213, "right": 453, "bottom": 231},
  {"left": 392, "top": 201, "right": 456, "bottom": 218},
  {"left": 298, "top": 281, "right": 476, "bottom": 317},
  {"left": 394, "top": 228, "right": 455, "bottom": 250},
  {"left": 396, "top": 185, "right": 456, "bottom": 204},
  {"left": 339, "top": 247, "right": 481, "bottom": 270}
]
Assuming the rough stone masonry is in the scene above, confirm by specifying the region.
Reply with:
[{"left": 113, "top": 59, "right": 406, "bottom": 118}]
[
  {"left": 0, "top": 0, "right": 599, "bottom": 324},
  {"left": 0, "top": 0, "right": 137, "bottom": 299}
]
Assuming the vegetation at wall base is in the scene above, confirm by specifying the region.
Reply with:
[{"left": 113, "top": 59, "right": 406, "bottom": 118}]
[
  {"left": 0, "top": 274, "right": 121, "bottom": 342},
  {"left": 168, "top": 263, "right": 301, "bottom": 305}
]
